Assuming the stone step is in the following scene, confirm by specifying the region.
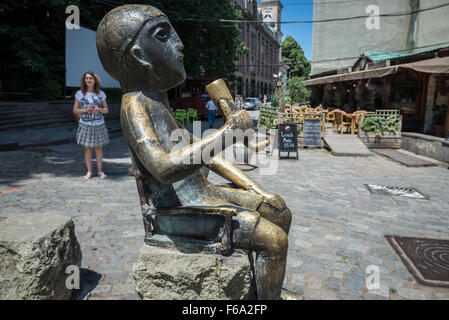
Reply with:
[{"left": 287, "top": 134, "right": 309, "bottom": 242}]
[
  {"left": 0, "top": 102, "right": 73, "bottom": 112},
  {"left": 0, "top": 118, "right": 75, "bottom": 132},
  {"left": 0, "top": 102, "right": 76, "bottom": 132},
  {"left": 0, "top": 113, "right": 71, "bottom": 125},
  {"left": 0, "top": 104, "right": 57, "bottom": 113},
  {"left": 0, "top": 105, "right": 67, "bottom": 113}
]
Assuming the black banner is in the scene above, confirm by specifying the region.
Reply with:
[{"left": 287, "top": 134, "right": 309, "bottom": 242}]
[
  {"left": 278, "top": 124, "right": 298, "bottom": 160},
  {"left": 303, "top": 119, "right": 321, "bottom": 147},
  {"left": 278, "top": 124, "right": 298, "bottom": 152}
]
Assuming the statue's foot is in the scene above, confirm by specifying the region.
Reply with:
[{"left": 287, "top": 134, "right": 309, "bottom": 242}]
[{"left": 280, "top": 288, "right": 304, "bottom": 300}]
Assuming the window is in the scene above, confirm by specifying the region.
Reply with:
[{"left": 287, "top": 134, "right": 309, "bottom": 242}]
[{"left": 390, "top": 71, "right": 419, "bottom": 115}]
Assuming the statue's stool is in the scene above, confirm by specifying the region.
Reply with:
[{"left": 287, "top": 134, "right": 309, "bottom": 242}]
[{"left": 133, "top": 240, "right": 255, "bottom": 300}]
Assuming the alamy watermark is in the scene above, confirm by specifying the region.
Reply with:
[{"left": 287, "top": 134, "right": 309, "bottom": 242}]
[
  {"left": 365, "top": 264, "right": 380, "bottom": 290},
  {"left": 65, "top": 265, "right": 80, "bottom": 290},
  {"left": 365, "top": 5, "right": 380, "bottom": 30},
  {"left": 66, "top": 5, "right": 80, "bottom": 30}
]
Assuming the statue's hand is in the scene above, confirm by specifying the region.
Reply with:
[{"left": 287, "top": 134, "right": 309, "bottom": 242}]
[
  {"left": 251, "top": 186, "right": 286, "bottom": 211},
  {"left": 263, "top": 191, "right": 287, "bottom": 212},
  {"left": 226, "top": 109, "right": 254, "bottom": 132}
]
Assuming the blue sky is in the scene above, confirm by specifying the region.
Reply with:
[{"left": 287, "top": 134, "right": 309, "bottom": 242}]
[{"left": 279, "top": 0, "right": 314, "bottom": 60}]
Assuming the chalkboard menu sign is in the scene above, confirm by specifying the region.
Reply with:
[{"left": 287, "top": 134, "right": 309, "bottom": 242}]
[
  {"left": 278, "top": 124, "right": 298, "bottom": 159},
  {"left": 303, "top": 119, "right": 321, "bottom": 147}
]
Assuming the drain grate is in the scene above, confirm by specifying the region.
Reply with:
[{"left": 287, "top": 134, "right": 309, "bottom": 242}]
[
  {"left": 365, "top": 184, "right": 430, "bottom": 199},
  {"left": 386, "top": 235, "right": 449, "bottom": 287}
]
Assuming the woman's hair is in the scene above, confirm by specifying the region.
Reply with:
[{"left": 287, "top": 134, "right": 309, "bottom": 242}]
[{"left": 80, "top": 71, "right": 101, "bottom": 95}]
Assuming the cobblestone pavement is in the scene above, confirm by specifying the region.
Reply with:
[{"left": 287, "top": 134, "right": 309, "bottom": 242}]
[{"left": 1, "top": 127, "right": 449, "bottom": 300}]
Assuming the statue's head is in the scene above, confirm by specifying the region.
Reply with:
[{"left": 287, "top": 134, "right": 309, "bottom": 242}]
[{"left": 96, "top": 5, "right": 186, "bottom": 91}]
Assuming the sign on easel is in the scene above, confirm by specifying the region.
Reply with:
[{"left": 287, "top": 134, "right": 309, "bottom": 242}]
[
  {"left": 278, "top": 124, "right": 298, "bottom": 160},
  {"left": 303, "top": 119, "right": 321, "bottom": 147}
]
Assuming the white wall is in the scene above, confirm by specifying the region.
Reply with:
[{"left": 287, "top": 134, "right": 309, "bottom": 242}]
[{"left": 65, "top": 26, "right": 120, "bottom": 88}]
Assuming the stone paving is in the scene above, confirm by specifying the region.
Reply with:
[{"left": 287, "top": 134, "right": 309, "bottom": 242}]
[{"left": 1, "top": 124, "right": 449, "bottom": 300}]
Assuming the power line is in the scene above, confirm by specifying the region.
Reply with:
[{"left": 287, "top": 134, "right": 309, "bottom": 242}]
[
  {"left": 92, "top": 0, "right": 449, "bottom": 26},
  {"left": 283, "top": 0, "right": 369, "bottom": 7},
  {"left": 284, "top": 0, "right": 415, "bottom": 6},
  {"left": 93, "top": 0, "right": 238, "bottom": 23},
  {"left": 179, "top": 2, "right": 449, "bottom": 24}
]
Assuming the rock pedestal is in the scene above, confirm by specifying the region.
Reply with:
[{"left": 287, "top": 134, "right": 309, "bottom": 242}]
[
  {"left": 0, "top": 213, "right": 82, "bottom": 300},
  {"left": 133, "top": 244, "right": 254, "bottom": 300}
]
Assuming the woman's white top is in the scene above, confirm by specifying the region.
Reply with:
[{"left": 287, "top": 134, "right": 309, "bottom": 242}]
[{"left": 75, "top": 90, "right": 107, "bottom": 126}]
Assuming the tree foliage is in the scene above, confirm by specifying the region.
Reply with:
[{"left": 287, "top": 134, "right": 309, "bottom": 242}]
[
  {"left": 0, "top": 0, "right": 110, "bottom": 98},
  {"left": 0, "top": 0, "right": 242, "bottom": 99},
  {"left": 148, "top": 0, "right": 242, "bottom": 81},
  {"left": 285, "top": 76, "right": 310, "bottom": 105},
  {"left": 281, "top": 36, "right": 310, "bottom": 78},
  {"left": 281, "top": 36, "right": 311, "bottom": 105}
]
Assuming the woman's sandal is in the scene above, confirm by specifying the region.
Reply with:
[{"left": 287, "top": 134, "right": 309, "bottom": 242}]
[
  {"left": 98, "top": 171, "right": 108, "bottom": 179},
  {"left": 83, "top": 172, "right": 92, "bottom": 179}
]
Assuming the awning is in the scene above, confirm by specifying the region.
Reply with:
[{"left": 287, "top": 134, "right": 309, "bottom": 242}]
[
  {"left": 400, "top": 56, "right": 449, "bottom": 74},
  {"left": 304, "top": 56, "right": 449, "bottom": 86}
]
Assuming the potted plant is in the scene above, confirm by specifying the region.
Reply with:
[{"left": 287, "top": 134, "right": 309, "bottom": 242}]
[{"left": 358, "top": 113, "right": 402, "bottom": 148}]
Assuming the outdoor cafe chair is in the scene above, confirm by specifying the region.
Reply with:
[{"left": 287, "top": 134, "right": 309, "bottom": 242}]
[
  {"left": 187, "top": 108, "right": 198, "bottom": 122},
  {"left": 293, "top": 111, "right": 305, "bottom": 124},
  {"left": 298, "top": 105, "right": 308, "bottom": 112},
  {"left": 325, "top": 109, "right": 339, "bottom": 133},
  {"left": 352, "top": 110, "right": 368, "bottom": 133},
  {"left": 284, "top": 108, "right": 294, "bottom": 123},
  {"left": 333, "top": 110, "right": 352, "bottom": 134},
  {"left": 174, "top": 109, "right": 188, "bottom": 126}
]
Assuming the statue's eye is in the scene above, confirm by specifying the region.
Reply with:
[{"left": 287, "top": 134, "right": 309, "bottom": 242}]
[{"left": 153, "top": 26, "right": 169, "bottom": 42}]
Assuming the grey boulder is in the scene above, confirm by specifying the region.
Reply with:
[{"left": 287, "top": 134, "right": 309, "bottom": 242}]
[
  {"left": 0, "top": 212, "right": 82, "bottom": 300},
  {"left": 133, "top": 244, "right": 254, "bottom": 300}
]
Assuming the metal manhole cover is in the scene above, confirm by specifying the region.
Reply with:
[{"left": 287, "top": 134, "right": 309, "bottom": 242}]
[
  {"left": 386, "top": 235, "right": 449, "bottom": 287},
  {"left": 365, "top": 184, "right": 430, "bottom": 199}
]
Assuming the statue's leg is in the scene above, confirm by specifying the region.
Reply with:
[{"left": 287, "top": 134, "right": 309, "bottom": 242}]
[
  {"left": 216, "top": 186, "right": 292, "bottom": 234},
  {"left": 232, "top": 210, "right": 288, "bottom": 300}
]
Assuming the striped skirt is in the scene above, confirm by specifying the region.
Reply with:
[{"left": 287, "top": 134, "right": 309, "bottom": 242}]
[{"left": 76, "top": 122, "right": 109, "bottom": 148}]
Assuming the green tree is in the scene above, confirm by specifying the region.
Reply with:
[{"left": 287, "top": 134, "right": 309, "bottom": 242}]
[
  {"left": 0, "top": 0, "right": 104, "bottom": 99},
  {"left": 281, "top": 36, "right": 311, "bottom": 104},
  {"left": 281, "top": 36, "right": 310, "bottom": 78},
  {"left": 148, "top": 0, "right": 242, "bottom": 81},
  {"left": 0, "top": 0, "right": 242, "bottom": 99},
  {"left": 285, "top": 76, "right": 310, "bottom": 105}
]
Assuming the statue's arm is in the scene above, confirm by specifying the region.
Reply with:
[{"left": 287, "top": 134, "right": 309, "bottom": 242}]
[
  {"left": 207, "top": 154, "right": 286, "bottom": 211},
  {"left": 121, "top": 93, "right": 235, "bottom": 184},
  {"left": 186, "top": 130, "right": 286, "bottom": 211}
]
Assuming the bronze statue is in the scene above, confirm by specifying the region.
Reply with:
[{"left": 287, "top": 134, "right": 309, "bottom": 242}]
[{"left": 96, "top": 4, "right": 291, "bottom": 300}]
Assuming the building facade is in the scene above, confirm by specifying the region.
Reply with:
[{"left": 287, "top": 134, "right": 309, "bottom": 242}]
[
  {"left": 306, "top": 0, "right": 449, "bottom": 136},
  {"left": 311, "top": 0, "right": 449, "bottom": 76},
  {"left": 233, "top": 0, "right": 283, "bottom": 99}
]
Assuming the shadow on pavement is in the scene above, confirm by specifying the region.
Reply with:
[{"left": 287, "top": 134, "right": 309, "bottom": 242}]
[
  {"left": 0, "top": 136, "right": 132, "bottom": 187},
  {"left": 71, "top": 268, "right": 103, "bottom": 300},
  {"left": 0, "top": 111, "right": 258, "bottom": 187}
]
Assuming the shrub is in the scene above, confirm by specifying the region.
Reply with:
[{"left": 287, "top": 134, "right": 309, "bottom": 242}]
[
  {"left": 360, "top": 115, "right": 399, "bottom": 136},
  {"left": 36, "top": 79, "right": 62, "bottom": 100}
]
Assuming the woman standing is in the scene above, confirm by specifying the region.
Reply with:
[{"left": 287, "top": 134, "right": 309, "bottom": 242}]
[{"left": 73, "top": 71, "right": 109, "bottom": 179}]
